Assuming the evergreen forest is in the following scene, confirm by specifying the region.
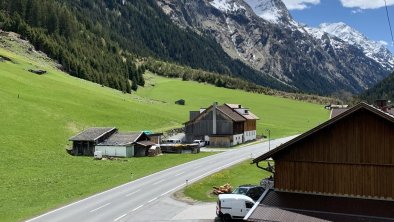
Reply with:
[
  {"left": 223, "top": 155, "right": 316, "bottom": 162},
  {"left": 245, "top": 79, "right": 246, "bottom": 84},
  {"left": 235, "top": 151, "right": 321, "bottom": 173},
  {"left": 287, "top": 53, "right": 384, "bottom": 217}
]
[{"left": 0, "top": 0, "right": 288, "bottom": 93}]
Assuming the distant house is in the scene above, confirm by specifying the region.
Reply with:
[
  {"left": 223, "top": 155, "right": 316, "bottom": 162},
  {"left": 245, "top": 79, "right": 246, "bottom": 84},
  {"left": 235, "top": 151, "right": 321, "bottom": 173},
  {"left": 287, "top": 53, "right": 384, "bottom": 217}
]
[
  {"left": 69, "top": 127, "right": 117, "bottom": 156},
  {"left": 95, "top": 132, "right": 156, "bottom": 157},
  {"left": 245, "top": 102, "right": 394, "bottom": 221},
  {"left": 185, "top": 103, "right": 259, "bottom": 147},
  {"left": 330, "top": 99, "right": 394, "bottom": 119}
]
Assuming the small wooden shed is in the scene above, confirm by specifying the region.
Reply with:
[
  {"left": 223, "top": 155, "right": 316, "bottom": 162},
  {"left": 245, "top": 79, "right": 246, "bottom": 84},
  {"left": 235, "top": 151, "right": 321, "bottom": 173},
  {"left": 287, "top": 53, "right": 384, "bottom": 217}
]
[
  {"left": 69, "top": 127, "right": 117, "bottom": 156},
  {"left": 95, "top": 132, "right": 155, "bottom": 157}
]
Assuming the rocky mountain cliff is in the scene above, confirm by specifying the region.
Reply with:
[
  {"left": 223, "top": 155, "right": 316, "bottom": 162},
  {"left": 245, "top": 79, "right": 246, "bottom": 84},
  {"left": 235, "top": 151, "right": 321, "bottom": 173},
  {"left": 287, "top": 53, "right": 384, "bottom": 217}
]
[{"left": 157, "top": 0, "right": 393, "bottom": 95}]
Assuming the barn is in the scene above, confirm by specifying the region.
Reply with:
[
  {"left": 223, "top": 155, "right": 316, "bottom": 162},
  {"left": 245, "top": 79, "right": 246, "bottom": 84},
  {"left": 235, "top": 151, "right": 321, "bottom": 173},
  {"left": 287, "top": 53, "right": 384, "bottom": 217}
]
[
  {"left": 95, "top": 132, "right": 155, "bottom": 157},
  {"left": 68, "top": 127, "right": 117, "bottom": 156},
  {"left": 185, "top": 103, "right": 259, "bottom": 147},
  {"left": 245, "top": 102, "right": 394, "bottom": 221}
]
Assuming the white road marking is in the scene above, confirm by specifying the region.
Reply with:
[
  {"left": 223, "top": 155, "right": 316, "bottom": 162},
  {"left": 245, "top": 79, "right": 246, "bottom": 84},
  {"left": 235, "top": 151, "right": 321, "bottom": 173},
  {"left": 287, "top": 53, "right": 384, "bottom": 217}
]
[
  {"left": 160, "top": 184, "right": 184, "bottom": 197},
  {"left": 148, "top": 197, "right": 158, "bottom": 203},
  {"left": 24, "top": 152, "right": 227, "bottom": 222},
  {"left": 89, "top": 202, "right": 111, "bottom": 213},
  {"left": 25, "top": 138, "right": 293, "bottom": 222},
  {"left": 114, "top": 213, "right": 127, "bottom": 222},
  {"left": 125, "top": 189, "right": 140, "bottom": 197},
  {"left": 132, "top": 205, "right": 144, "bottom": 212},
  {"left": 153, "top": 179, "right": 165, "bottom": 185},
  {"left": 160, "top": 158, "right": 248, "bottom": 198},
  {"left": 175, "top": 172, "right": 185, "bottom": 176}
]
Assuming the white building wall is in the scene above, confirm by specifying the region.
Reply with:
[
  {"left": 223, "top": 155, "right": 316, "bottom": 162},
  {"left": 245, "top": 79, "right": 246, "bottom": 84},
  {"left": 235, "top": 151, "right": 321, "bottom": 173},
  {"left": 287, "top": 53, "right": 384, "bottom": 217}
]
[
  {"left": 232, "top": 134, "right": 243, "bottom": 146},
  {"left": 95, "top": 146, "right": 132, "bottom": 157},
  {"left": 244, "top": 130, "right": 257, "bottom": 142}
]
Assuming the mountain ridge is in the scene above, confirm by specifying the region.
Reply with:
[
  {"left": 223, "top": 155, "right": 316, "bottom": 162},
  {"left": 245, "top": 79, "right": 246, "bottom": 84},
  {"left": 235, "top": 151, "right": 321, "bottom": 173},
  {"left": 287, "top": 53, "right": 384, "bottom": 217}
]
[{"left": 157, "top": 0, "right": 393, "bottom": 95}]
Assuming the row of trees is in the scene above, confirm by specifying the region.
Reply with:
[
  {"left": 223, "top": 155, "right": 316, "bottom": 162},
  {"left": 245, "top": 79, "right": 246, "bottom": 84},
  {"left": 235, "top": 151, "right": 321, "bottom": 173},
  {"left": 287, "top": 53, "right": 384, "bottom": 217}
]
[
  {"left": 145, "top": 59, "right": 339, "bottom": 105},
  {"left": 360, "top": 72, "right": 394, "bottom": 103}
]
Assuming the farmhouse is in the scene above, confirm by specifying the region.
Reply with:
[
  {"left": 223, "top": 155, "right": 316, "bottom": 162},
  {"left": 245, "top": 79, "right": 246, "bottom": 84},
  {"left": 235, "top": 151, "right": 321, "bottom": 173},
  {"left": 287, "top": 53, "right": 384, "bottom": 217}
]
[
  {"left": 69, "top": 127, "right": 117, "bottom": 156},
  {"left": 185, "top": 103, "right": 259, "bottom": 147},
  {"left": 245, "top": 102, "right": 394, "bottom": 221},
  {"left": 95, "top": 132, "right": 156, "bottom": 157}
]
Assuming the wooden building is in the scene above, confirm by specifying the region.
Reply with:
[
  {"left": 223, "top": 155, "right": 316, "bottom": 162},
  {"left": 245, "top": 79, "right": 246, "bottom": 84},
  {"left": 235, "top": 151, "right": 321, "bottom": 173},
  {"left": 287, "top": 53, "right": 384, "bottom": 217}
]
[
  {"left": 69, "top": 127, "right": 117, "bottom": 156},
  {"left": 245, "top": 102, "right": 394, "bottom": 221},
  {"left": 185, "top": 103, "right": 259, "bottom": 147},
  {"left": 95, "top": 132, "right": 156, "bottom": 157},
  {"left": 144, "top": 132, "right": 163, "bottom": 145}
]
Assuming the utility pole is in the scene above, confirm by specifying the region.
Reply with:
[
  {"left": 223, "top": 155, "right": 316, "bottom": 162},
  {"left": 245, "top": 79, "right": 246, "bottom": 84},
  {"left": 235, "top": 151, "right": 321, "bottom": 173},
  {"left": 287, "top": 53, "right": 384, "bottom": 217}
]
[{"left": 266, "top": 129, "right": 271, "bottom": 151}]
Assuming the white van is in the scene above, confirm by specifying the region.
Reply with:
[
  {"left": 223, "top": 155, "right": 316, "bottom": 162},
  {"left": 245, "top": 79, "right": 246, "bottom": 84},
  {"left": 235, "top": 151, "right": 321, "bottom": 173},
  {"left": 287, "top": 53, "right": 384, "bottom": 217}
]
[{"left": 216, "top": 194, "right": 255, "bottom": 220}]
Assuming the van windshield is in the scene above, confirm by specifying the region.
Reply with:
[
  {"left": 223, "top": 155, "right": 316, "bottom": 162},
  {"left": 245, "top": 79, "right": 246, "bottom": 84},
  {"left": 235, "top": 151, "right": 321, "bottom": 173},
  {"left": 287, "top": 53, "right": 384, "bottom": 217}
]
[{"left": 232, "top": 187, "right": 248, "bottom": 195}]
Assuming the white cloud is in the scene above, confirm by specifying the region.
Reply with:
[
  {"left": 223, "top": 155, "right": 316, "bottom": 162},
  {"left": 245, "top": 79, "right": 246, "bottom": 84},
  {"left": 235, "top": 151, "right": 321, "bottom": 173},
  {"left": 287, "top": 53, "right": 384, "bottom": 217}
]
[
  {"left": 339, "top": 0, "right": 394, "bottom": 10},
  {"left": 351, "top": 8, "right": 364, "bottom": 14},
  {"left": 282, "top": 0, "right": 320, "bottom": 10}
]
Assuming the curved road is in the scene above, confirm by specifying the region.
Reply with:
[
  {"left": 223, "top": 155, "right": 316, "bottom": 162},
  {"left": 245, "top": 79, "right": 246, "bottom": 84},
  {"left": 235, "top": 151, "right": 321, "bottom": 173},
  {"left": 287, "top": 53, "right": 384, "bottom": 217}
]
[{"left": 27, "top": 136, "right": 295, "bottom": 222}]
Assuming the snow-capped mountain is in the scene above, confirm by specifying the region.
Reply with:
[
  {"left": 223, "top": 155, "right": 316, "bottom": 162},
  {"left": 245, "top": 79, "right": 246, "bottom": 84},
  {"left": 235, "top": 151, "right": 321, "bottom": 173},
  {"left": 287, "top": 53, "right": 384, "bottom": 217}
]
[
  {"left": 318, "top": 22, "right": 394, "bottom": 70},
  {"left": 210, "top": 0, "right": 246, "bottom": 13},
  {"left": 156, "top": 0, "right": 393, "bottom": 95},
  {"left": 243, "top": 0, "right": 291, "bottom": 23}
]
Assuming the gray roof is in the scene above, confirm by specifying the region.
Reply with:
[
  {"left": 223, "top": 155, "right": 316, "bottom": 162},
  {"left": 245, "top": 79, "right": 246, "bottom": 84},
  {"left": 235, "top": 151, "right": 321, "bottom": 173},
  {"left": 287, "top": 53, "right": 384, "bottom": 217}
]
[
  {"left": 217, "top": 105, "right": 246, "bottom": 122},
  {"left": 330, "top": 108, "right": 348, "bottom": 119},
  {"left": 97, "top": 132, "right": 144, "bottom": 146},
  {"left": 247, "top": 189, "right": 394, "bottom": 222},
  {"left": 69, "top": 127, "right": 116, "bottom": 142}
]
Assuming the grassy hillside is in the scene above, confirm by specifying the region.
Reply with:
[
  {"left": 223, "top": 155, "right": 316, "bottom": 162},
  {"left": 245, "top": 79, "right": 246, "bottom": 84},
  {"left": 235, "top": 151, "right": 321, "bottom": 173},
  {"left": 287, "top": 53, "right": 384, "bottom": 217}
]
[
  {"left": 0, "top": 47, "right": 328, "bottom": 221},
  {"left": 137, "top": 73, "right": 329, "bottom": 138}
]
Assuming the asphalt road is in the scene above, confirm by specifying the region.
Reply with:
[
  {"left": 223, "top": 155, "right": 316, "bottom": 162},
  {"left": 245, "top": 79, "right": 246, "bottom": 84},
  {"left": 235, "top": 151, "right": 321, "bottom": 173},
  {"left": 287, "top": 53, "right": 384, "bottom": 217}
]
[{"left": 27, "top": 136, "right": 295, "bottom": 222}]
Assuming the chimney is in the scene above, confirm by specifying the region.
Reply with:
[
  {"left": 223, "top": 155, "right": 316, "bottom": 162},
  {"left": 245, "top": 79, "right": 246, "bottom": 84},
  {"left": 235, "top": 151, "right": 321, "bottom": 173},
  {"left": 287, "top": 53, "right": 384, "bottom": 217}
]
[
  {"left": 375, "top": 99, "right": 389, "bottom": 112},
  {"left": 213, "top": 102, "right": 217, "bottom": 135},
  {"left": 238, "top": 104, "right": 242, "bottom": 108}
]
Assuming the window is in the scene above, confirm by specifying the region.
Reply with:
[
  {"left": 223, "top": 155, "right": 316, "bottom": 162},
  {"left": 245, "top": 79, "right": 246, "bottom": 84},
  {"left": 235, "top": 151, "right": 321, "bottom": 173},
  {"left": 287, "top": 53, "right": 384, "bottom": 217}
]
[{"left": 245, "top": 201, "right": 254, "bottom": 209}]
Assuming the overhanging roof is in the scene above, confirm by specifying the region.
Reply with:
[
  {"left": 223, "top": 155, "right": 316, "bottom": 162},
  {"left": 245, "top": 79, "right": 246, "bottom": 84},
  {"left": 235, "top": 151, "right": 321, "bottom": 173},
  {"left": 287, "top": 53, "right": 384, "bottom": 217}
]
[
  {"left": 253, "top": 102, "right": 394, "bottom": 163},
  {"left": 69, "top": 127, "right": 116, "bottom": 142},
  {"left": 185, "top": 104, "right": 246, "bottom": 124},
  {"left": 97, "top": 132, "right": 144, "bottom": 146}
]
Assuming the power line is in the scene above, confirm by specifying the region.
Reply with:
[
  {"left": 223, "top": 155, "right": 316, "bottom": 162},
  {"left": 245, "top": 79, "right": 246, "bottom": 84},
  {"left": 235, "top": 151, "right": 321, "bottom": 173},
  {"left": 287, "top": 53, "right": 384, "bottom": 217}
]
[{"left": 384, "top": 0, "right": 394, "bottom": 45}]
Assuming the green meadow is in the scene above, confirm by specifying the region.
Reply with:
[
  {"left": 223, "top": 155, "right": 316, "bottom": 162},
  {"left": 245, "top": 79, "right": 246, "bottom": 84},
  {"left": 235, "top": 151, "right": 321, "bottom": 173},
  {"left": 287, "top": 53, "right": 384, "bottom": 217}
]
[
  {"left": 138, "top": 72, "right": 329, "bottom": 138},
  {"left": 0, "top": 47, "right": 328, "bottom": 221}
]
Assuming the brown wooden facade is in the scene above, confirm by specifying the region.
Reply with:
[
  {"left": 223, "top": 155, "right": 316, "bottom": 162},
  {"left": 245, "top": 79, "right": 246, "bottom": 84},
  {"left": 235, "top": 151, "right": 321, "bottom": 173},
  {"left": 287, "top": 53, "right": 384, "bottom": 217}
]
[
  {"left": 254, "top": 103, "right": 394, "bottom": 200},
  {"left": 244, "top": 119, "right": 257, "bottom": 131}
]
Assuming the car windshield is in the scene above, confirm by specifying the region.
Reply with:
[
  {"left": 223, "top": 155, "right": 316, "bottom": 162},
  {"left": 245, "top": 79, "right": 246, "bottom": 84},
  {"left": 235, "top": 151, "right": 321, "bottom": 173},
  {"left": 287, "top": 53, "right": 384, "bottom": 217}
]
[{"left": 232, "top": 187, "right": 249, "bottom": 195}]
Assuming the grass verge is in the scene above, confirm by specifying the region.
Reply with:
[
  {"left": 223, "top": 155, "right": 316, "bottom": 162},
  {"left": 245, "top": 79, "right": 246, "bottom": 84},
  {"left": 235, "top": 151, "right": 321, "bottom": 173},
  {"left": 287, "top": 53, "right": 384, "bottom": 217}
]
[{"left": 182, "top": 160, "right": 271, "bottom": 202}]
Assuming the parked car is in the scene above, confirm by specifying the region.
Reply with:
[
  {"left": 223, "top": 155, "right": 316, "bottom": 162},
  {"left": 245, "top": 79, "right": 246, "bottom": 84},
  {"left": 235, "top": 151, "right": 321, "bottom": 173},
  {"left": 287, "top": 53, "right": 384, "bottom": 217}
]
[
  {"left": 193, "top": 139, "right": 205, "bottom": 147},
  {"left": 232, "top": 184, "right": 265, "bottom": 201},
  {"left": 216, "top": 194, "right": 255, "bottom": 221}
]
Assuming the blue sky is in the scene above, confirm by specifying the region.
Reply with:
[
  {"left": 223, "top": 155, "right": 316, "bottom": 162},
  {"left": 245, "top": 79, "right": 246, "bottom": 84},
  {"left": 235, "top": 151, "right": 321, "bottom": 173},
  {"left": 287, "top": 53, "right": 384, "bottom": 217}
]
[{"left": 283, "top": 0, "right": 394, "bottom": 52}]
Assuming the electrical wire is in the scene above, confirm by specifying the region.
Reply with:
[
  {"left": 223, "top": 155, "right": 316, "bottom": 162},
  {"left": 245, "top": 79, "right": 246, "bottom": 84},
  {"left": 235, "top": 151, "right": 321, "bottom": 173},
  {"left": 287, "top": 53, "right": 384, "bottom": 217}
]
[{"left": 384, "top": 0, "right": 394, "bottom": 45}]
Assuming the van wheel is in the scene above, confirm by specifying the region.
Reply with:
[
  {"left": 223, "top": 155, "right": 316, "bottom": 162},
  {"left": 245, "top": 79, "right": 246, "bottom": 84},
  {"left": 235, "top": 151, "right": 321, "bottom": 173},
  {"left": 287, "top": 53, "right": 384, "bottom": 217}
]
[{"left": 222, "top": 214, "right": 232, "bottom": 222}]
